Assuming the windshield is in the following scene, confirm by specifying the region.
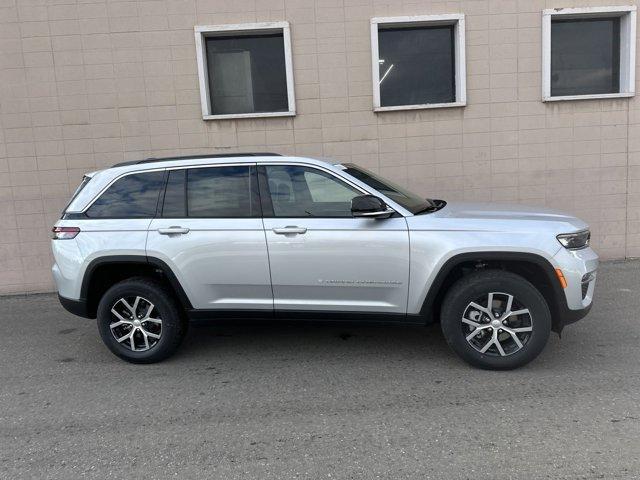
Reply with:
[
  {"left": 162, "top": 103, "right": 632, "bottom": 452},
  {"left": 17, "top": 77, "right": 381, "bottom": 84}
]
[{"left": 342, "top": 164, "right": 433, "bottom": 214}]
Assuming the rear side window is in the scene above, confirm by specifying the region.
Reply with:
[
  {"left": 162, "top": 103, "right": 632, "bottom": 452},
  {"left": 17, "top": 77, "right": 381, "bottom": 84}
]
[
  {"left": 185, "top": 166, "right": 254, "bottom": 218},
  {"left": 162, "top": 169, "right": 186, "bottom": 217},
  {"left": 86, "top": 171, "right": 165, "bottom": 218},
  {"left": 160, "top": 166, "right": 257, "bottom": 218}
]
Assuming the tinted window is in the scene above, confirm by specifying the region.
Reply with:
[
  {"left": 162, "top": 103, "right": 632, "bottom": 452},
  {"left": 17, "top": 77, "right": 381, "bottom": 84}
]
[
  {"left": 162, "top": 169, "right": 186, "bottom": 217},
  {"left": 378, "top": 25, "right": 455, "bottom": 106},
  {"left": 86, "top": 171, "right": 164, "bottom": 218},
  {"left": 206, "top": 33, "right": 289, "bottom": 115},
  {"left": 264, "top": 166, "right": 360, "bottom": 217},
  {"left": 187, "top": 166, "right": 253, "bottom": 217},
  {"left": 551, "top": 18, "right": 620, "bottom": 97},
  {"left": 343, "top": 165, "right": 429, "bottom": 214}
]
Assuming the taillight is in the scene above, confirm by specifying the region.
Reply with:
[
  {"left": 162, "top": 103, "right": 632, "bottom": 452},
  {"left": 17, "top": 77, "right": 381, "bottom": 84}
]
[{"left": 51, "top": 226, "right": 80, "bottom": 240}]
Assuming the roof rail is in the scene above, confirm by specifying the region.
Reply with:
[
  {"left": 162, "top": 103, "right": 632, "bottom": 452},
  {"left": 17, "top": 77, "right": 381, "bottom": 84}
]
[{"left": 112, "top": 152, "right": 282, "bottom": 168}]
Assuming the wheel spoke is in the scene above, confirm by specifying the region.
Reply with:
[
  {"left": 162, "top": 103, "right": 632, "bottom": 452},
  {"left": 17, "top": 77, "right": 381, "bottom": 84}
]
[
  {"left": 508, "top": 308, "right": 530, "bottom": 318},
  {"left": 110, "top": 320, "right": 129, "bottom": 329},
  {"left": 130, "top": 331, "right": 136, "bottom": 351},
  {"left": 141, "top": 330, "right": 150, "bottom": 350},
  {"left": 480, "top": 337, "right": 494, "bottom": 353},
  {"left": 111, "top": 309, "right": 130, "bottom": 323},
  {"left": 132, "top": 296, "right": 141, "bottom": 316},
  {"left": 143, "top": 302, "right": 154, "bottom": 319},
  {"left": 144, "top": 317, "right": 161, "bottom": 325},
  {"left": 469, "top": 302, "right": 490, "bottom": 316},
  {"left": 116, "top": 332, "right": 131, "bottom": 343},
  {"left": 120, "top": 298, "right": 135, "bottom": 315},
  {"left": 466, "top": 326, "right": 490, "bottom": 341},
  {"left": 487, "top": 292, "right": 495, "bottom": 312},
  {"left": 494, "top": 336, "right": 506, "bottom": 356},
  {"left": 510, "top": 326, "right": 533, "bottom": 333},
  {"left": 462, "top": 318, "right": 482, "bottom": 329},
  {"left": 507, "top": 330, "right": 523, "bottom": 349},
  {"left": 145, "top": 330, "right": 160, "bottom": 340},
  {"left": 504, "top": 294, "right": 514, "bottom": 315}
]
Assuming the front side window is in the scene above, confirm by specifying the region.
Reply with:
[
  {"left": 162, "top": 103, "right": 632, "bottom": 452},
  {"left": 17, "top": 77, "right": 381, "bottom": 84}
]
[
  {"left": 86, "top": 171, "right": 164, "bottom": 218},
  {"left": 543, "top": 7, "right": 636, "bottom": 101},
  {"left": 195, "top": 22, "right": 295, "bottom": 119},
  {"left": 263, "top": 165, "right": 361, "bottom": 218},
  {"left": 371, "top": 15, "right": 466, "bottom": 111}
]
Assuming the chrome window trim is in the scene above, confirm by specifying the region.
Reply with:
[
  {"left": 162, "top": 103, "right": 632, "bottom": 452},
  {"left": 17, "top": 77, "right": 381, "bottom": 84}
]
[{"left": 79, "top": 160, "right": 411, "bottom": 217}]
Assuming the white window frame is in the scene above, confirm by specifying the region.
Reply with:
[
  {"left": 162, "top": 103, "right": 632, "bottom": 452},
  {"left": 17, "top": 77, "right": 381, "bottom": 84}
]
[
  {"left": 370, "top": 14, "right": 466, "bottom": 112},
  {"left": 194, "top": 22, "right": 296, "bottom": 120},
  {"left": 542, "top": 6, "right": 637, "bottom": 102}
]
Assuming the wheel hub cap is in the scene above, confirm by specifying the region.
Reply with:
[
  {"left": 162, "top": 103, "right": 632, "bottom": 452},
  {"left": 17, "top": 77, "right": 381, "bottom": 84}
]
[
  {"left": 109, "top": 296, "right": 162, "bottom": 352},
  {"left": 461, "top": 291, "right": 534, "bottom": 357}
]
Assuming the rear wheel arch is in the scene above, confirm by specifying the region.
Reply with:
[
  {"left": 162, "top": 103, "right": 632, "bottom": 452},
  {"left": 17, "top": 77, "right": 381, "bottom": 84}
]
[
  {"left": 81, "top": 255, "right": 192, "bottom": 318},
  {"left": 421, "top": 251, "right": 565, "bottom": 331}
]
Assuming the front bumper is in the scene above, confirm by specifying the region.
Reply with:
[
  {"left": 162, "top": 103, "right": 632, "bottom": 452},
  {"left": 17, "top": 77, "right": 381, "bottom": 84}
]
[{"left": 552, "top": 246, "right": 598, "bottom": 333}]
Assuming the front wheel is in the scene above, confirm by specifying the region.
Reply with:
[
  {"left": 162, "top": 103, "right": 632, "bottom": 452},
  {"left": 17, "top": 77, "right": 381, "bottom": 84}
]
[
  {"left": 440, "top": 270, "right": 551, "bottom": 370},
  {"left": 96, "top": 277, "right": 187, "bottom": 363}
]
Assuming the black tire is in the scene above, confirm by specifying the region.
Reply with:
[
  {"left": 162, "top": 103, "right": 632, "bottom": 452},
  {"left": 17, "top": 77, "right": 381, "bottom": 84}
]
[
  {"left": 440, "top": 270, "right": 551, "bottom": 370},
  {"left": 97, "top": 277, "right": 187, "bottom": 364}
]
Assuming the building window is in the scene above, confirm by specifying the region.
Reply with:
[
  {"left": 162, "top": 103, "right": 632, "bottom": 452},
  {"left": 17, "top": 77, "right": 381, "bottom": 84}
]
[
  {"left": 542, "top": 6, "right": 636, "bottom": 101},
  {"left": 194, "top": 22, "right": 296, "bottom": 120},
  {"left": 370, "top": 15, "right": 466, "bottom": 112}
]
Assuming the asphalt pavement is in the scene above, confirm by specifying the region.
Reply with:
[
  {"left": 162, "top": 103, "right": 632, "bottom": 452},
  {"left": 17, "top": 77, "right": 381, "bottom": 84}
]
[{"left": 1, "top": 260, "right": 640, "bottom": 479}]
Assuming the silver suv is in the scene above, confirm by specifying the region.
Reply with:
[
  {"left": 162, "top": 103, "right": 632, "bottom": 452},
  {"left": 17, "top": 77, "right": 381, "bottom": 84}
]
[{"left": 52, "top": 153, "right": 598, "bottom": 369}]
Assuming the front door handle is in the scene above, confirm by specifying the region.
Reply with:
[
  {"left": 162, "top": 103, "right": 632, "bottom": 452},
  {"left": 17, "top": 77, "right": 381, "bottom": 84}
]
[
  {"left": 158, "top": 226, "right": 190, "bottom": 235},
  {"left": 272, "top": 226, "right": 307, "bottom": 235}
]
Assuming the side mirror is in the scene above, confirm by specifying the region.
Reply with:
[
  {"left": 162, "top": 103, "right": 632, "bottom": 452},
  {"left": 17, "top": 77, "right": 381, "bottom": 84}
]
[{"left": 351, "top": 195, "right": 394, "bottom": 219}]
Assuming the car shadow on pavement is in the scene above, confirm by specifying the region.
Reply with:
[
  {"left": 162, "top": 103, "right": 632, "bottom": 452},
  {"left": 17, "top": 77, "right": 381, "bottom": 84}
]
[{"left": 176, "top": 319, "right": 454, "bottom": 364}]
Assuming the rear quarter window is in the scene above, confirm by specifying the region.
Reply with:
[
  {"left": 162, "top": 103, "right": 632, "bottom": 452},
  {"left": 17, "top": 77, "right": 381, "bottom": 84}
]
[{"left": 86, "top": 171, "right": 165, "bottom": 218}]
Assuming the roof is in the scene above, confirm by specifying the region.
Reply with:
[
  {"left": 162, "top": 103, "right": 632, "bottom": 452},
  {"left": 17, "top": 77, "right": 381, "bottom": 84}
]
[{"left": 112, "top": 152, "right": 282, "bottom": 168}]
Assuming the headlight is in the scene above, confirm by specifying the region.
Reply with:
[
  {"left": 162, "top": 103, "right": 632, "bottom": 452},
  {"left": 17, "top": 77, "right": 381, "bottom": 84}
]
[{"left": 557, "top": 230, "right": 590, "bottom": 250}]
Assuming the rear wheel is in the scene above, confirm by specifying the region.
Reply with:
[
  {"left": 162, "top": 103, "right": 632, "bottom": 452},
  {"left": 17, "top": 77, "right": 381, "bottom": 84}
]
[
  {"left": 97, "top": 277, "right": 187, "bottom": 363},
  {"left": 440, "top": 270, "right": 551, "bottom": 370}
]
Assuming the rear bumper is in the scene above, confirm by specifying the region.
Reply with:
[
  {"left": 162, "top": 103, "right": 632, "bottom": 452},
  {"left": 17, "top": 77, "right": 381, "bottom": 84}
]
[{"left": 58, "top": 294, "right": 93, "bottom": 319}]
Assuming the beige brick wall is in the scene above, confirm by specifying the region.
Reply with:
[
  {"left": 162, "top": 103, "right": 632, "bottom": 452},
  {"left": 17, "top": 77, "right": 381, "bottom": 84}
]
[{"left": 0, "top": 0, "right": 639, "bottom": 294}]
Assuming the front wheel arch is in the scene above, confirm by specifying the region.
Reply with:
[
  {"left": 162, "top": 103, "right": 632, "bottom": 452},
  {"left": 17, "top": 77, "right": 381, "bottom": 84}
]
[{"left": 420, "top": 252, "right": 565, "bottom": 332}]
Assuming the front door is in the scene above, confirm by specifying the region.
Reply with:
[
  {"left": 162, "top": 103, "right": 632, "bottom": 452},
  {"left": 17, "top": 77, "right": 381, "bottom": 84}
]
[
  {"left": 259, "top": 164, "right": 410, "bottom": 314},
  {"left": 146, "top": 164, "right": 273, "bottom": 311}
]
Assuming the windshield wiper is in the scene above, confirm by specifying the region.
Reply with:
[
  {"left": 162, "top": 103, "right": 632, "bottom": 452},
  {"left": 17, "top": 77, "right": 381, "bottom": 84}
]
[{"left": 414, "top": 199, "right": 446, "bottom": 215}]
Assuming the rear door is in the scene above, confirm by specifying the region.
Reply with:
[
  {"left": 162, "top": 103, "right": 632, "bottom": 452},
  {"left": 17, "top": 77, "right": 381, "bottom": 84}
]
[
  {"left": 146, "top": 164, "right": 273, "bottom": 311},
  {"left": 259, "top": 164, "right": 410, "bottom": 314}
]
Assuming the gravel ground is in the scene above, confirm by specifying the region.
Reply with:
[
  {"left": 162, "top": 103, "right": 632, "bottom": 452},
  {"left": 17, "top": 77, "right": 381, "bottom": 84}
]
[{"left": 1, "top": 260, "right": 639, "bottom": 479}]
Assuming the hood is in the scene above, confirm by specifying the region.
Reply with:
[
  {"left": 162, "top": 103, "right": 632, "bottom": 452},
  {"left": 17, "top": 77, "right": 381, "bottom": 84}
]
[
  {"left": 437, "top": 201, "right": 579, "bottom": 222},
  {"left": 415, "top": 201, "right": 589, "bottom": 233}
]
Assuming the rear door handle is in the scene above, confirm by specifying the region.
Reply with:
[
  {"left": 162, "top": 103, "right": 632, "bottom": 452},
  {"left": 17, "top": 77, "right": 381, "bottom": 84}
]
[
  {"left": 157, "top": 226, "right": 190, "bottom": 235},
  {"left": 272, "top": 226, "right": 307, "bottom": 235}
]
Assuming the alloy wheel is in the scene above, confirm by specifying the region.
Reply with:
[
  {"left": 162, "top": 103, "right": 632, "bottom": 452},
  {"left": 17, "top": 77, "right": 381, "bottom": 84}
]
[
  {"left": 461, "top": 292, "right": 533, "bottom": 357},
  {"left": 109, "top": 296, "right": 162, "bottom": 352}
]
